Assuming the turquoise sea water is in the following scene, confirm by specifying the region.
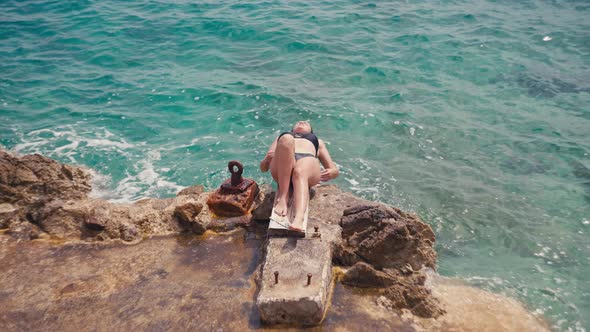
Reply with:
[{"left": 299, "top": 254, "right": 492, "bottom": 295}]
[{"left": 1, "top": 0, "right": 588, "bottom": 330}]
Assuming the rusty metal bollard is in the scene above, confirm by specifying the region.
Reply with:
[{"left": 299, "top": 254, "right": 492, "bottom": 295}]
[
  {"left": 307, "top": 273, "right": 312, "bottom": 286},
  {"left": 274, "top": 271, "right": 279, "bottom": 284},
  {"left": 207, "top": 161, "right": 259, "bottom": 217}
]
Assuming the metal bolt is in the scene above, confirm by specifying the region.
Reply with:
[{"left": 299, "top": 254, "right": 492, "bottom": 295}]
[
  {"left": 307, "top": 273, "right": 312, "bottom": 286},
  {"left": 314, "top": 226, "right": 319, "bottom": 233},
  {"left": 274, "top": 271, "right": 279, "bottom": 284}
]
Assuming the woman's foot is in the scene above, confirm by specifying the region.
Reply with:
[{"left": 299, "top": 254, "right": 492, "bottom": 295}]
[
  {"left": 288, "top": 223, "right": 306, "bottom": 237},
  {"left": 273, "top": 196, "right": 288, "bottom": 217},
  {"left": 290, "top": 216, "right": 305, "bottom": 231}
]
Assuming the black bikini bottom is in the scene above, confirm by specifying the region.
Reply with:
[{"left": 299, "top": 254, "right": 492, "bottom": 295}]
[{"left": 294, "top": 153, "right": 316, "bottom": 161}]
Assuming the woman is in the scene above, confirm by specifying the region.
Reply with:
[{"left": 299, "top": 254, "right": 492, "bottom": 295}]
[{"left": 260, "top": 120, "right": 339, "bottom": 233}]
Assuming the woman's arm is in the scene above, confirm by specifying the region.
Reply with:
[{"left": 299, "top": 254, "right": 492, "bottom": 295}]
[
  {"left": 260, "top": 138, "right": 278, "bottom": 172},
  {"left": 318, "top": 139, "right": 339, "bottom": 182}
]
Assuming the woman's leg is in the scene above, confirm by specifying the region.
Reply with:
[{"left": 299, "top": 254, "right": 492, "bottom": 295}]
[
  {"left": 290, "top": 157, "right": 321, "bottom": 230},
  {"left": 269, "top": 134, "right": 295, "bottom": 216}
]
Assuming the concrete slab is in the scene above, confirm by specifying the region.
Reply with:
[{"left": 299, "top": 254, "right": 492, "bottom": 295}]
[
  {"left": 256, "top": 235, "right": 332, "bottom": 326},
  {"left": 256, "top": 185, "right": 348, "bottom": 326}
]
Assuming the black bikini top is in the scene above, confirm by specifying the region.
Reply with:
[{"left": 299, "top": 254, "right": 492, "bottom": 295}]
[{"left": 279, "top": 131, "right": 319, "bottom": 156}]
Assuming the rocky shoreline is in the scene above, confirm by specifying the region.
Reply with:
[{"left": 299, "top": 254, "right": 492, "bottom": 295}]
[{"left": 0, "top": 149, "right": 549, "bottom": 330}]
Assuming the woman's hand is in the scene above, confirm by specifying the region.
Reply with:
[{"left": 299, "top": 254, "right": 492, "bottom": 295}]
[
  {"left": 320, "top": 168, "right": 339, "bottom": 182},
  {"left": 260, "top": 151, "right": 274, "bottom": 172}
]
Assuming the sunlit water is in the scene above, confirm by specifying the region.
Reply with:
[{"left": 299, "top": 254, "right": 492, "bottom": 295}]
[{"left": 0, "top": 0, "right": 588, "bottom": 330}]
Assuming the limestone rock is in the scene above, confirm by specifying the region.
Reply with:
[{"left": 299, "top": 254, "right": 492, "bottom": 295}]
[
  {"left": 0, "top": 203, "right": 20, "bottom": 229},
  {"left": 176, "top": 185, "right": 205, "bottom": 197},
  {"left": 340, "top": 262, "right": 443, "bottom": 317},
  {"left": 32, "top": 200, "right": 88, "bottom": 238},
  {"left": 7, "top": 220, "right": 41, "bottom": 240},
  {"left": 85, "top": 201, "right": 113, "bottom": 232},
  {"left": 326, "top": 190, "right": 442, "bottom": 318},
  {"left": 120, "top": 222, "right": 141, "bottom": 242},
  {"left": 0, "top": 150, "right": 91, "bottom": 206},
  {"left": 381, "top": 269, "right": 444, "bottom": 318},
  {"left": 174, "top": 201, "right": 205, "bottom": 234},
  {"left": 336, "top": 204, "right": 436, "bottom": 271},
  {"left": 342, "top": 262, "right": 396, "bottom": 288}
]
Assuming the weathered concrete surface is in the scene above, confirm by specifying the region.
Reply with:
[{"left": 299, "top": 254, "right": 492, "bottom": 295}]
[
  {"left": 256, "top": 185, "right": 349, "bottom": 326},
  {"left": 256, "top": 234, "right": 333, "bottom": 326}
]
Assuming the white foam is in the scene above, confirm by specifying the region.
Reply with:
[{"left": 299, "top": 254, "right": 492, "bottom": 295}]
[
  {"left": 14, "top": 124, "right": 186, "bottom": 203},
  {"left": 88, "top": 169, "right": 117, "bottom": 200},
  {"left": 345, "top": 178, "right": 360, "bottom": 186},
  {"left": 54, "top": 141, "right": 80, "bottom": 163},
  {"left": 16, "top": 126, "right": 136, "bottom": 157},
  {"left": 104, "top": 148, "right": 184, "bottom": 202}
]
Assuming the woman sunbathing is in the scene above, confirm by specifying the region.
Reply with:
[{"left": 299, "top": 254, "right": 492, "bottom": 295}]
[{"left": 260, "top": 120, "right": 339, "bottom": 233}]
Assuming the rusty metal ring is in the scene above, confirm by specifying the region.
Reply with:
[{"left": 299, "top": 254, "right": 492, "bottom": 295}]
[
  {"left": 228, "top": 160, "right": 243, "bottom": 175},
  {"left": 228, "top": 160, "right": 243, "bottom": 186}
]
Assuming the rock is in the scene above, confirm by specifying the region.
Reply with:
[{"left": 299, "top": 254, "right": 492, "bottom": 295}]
[
  {"left": 174, "top": 201, "right": 205, "bottom": 234},
  {"left": 176, "top": 185, "right": 205, "bottom": 197},
  {"left": 375, "top": 269, "right": 445, "bottom": 318},
  {"left": 130, "top": 203, "right": 176, "bottom": 236},
  {"left": 98, "top": 202, "right": 129, "bottom": 239},
  {"left": 340, "top": 262, "right": 444, "bottom": 318},
  {"left": 251, "top": 184, "right": 273, "bottom": 220},
  {"left": 7, "top": 220, "right": 41, "bottom": 240},
  {"left": 333, "top": 245, "right": 361, "bottom": 266},
  {"left": 376, "top": 295, "right": 394, "bottom": 310},
  {"left": 403, "top": 285, "right": 443, "bottom": 318},
  {"left": 320, "top": 190, "right": 442, "bottom": 318},
  {"left": 32, "top": 200, "right": 88, "bottom": 238},
  {"left": 85, "top": 201, "right": 113, "bottom": 232},
  {"left": 120, "top": 222, "right": 141, "bottom": 242},
  {"left": 342, "top": 262, "right": 396, "bottom": 288},
  {"left": 0, "top": 203, "right": 19, "bottom": 229},
  {"left": 173, "top": 202, "right": 203, "bottom": 223},
  {"left": 0, "top": 150, "right": 91, "bottom": 206},
  {"left": 400, "top": 264, "right": 414, "bottom": 275},
  {"left": 135, "top": 197, "right": 174, "bottom": 211},
  {"left": 84, "top": 218, "right": 106, "bottom": 231},
  {"left": 336, "top": 204, "right": 436, "bottom": 271}
]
